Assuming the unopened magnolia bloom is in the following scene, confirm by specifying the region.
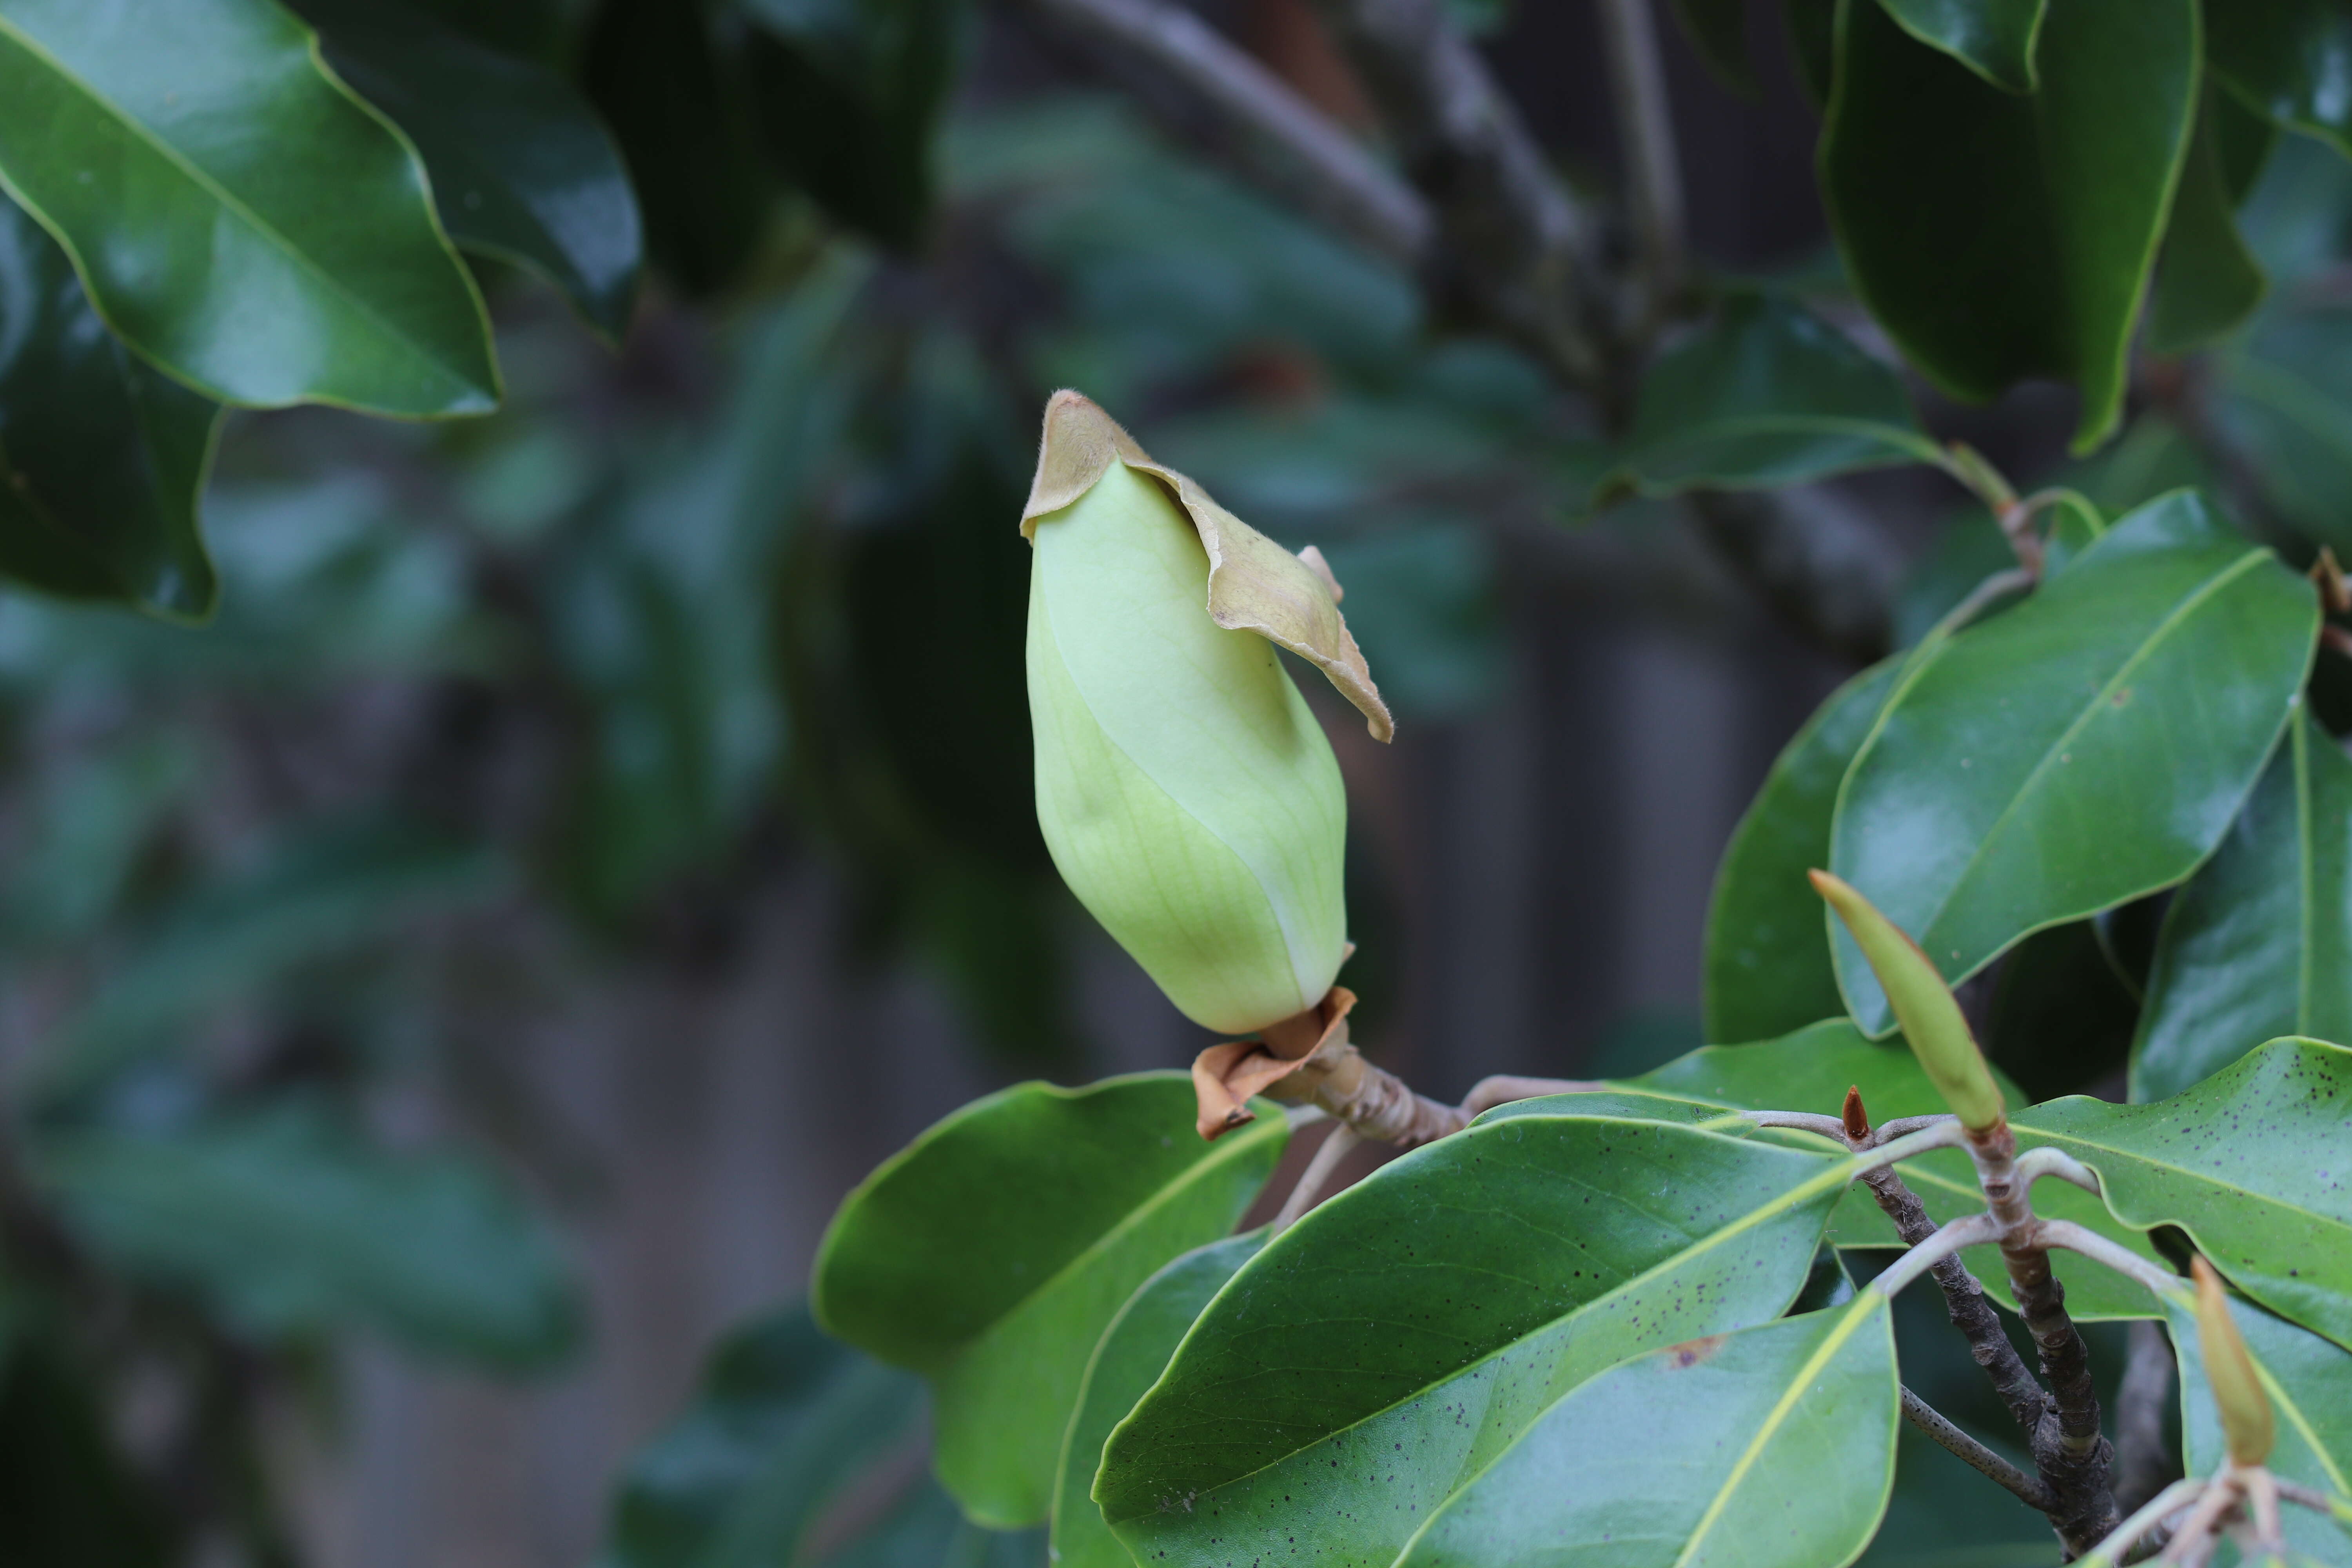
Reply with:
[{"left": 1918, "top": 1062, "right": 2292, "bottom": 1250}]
[{"left": 1022, "top": 392, "right": 1392, "bottom": 1036}]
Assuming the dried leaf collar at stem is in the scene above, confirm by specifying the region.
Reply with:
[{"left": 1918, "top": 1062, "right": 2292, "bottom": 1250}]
[
  {"left": 1191, "top": 987, "right": 1359, "bottom": 1139},
  {"left": 1021, "top": 390, "right": 1394, "bottom": 741}
]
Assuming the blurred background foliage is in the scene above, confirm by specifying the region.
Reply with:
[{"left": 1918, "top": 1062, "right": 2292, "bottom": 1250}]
[{"left": 2, "top": 0, "right": 2350, "bottom": 1562}]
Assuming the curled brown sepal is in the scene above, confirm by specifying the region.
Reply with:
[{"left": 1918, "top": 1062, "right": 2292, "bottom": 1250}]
[
  {"left": 1191, "top": 988, "right": 1357, "bottom": 1140},
  {"left": 1021, "top": 391, "right": 1395, "bottom": 742},
  {"left": 1841, "top": 1085, "right": 1871, "bottom": 1143}
]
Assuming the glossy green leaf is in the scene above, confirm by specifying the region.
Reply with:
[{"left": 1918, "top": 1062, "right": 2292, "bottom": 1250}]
[
  {"left": 813, "top": 1074, "right": 1286, "bottom": 1528},
  {"left": 604, "top": 1302, "right": 925, "bottom": 1568},
  {"left": 1604, "top": 1022, "right": 2163, "bottom": 1321},
  {"left": 35, "top": 1102, "right": 580, "bottom": 1368},
  {"left": 1703, "top": 658, "right": 1901, "bottom": 1043},
  {"left": 2215, "top": 299, "right": 2352, "bottom": 557},
  {"left": 1877, "top": 0, "right": 2046, "bottom": 92},
  {"left": 2148, "top": 91, "right": 2271, "bottom": 355},
  {"left": 1052, "top": 1232, "right": 1266, "bottom": 1568},
  {"left": 2014, "top": 1038, "right": 2352, "bottom": 1348},
  {"left": 294, "top": 0, "right": 644, "bottom": 338},
  {"left": 742, "top": 0, "right": 962, "bottom": 253},
  {"left": 1667, "top": 0, "right": 1756, "bottom": 93},
  {"left": 1829, "top": 491, "right": 2319, "bottom": 1038},
  {"left": 1394, "top": 1298, "right": 1898, "bottom": 1568},
  {"left": 1820, "top": 0, "right": 2197, "bottom": 451},
  {"left": 2165, "top": 1287, "right": 2352, "bottom": 1563},
  {"left": 0, "top": 200, "right": 221, "bottom": 617},
  {"left": 2134, "top": 718, "right": 2352, "bottom": 1102},
  {"left": 2207, "top": 0, "right": 2352, "bottom": 162},
  {"left": 0, "top": 0, "right": 498, "bottom": 414},
  {"left": 1097, "top": 1108, "right": 1873, "bottom": 1568},
  {"left": 1599, "top": 295, "right": 1938, "bottom": 505}
]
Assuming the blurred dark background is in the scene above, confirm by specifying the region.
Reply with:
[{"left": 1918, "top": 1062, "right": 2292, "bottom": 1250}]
[{"left": 0, "top": 0, "right": 2183, "bottom": 1561}]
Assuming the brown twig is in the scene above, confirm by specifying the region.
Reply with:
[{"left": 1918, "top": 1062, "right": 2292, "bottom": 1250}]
[
  {"left": 1593, "top": 0, "right": 1686, "bottom": 316},
  {"left": 1902, "top": 1386, "right": 2059, "bottom": 1512}
]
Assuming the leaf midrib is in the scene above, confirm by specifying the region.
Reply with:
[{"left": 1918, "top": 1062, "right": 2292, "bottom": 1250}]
[
  {"left": 1109, "top": 1113, "right": 1855, "bottom": 1518},
  {"left": 0, "top": 15, "right": 467, "bottom": 387},
  {"left": 2011, "top": 1119, "right": 2348, "bottom": 1235}
]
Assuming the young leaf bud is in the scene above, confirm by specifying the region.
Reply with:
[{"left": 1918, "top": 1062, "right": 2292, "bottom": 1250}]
[
  {"left": 2192, "top": 1256, "right": 2276, "bottom": 1467},
  {"left": 1023, "top": 393, "right": 1392, "bottom": 1036},
  {"left": 1809, "top": 869, "right": 2006, "bottom": 1133}
]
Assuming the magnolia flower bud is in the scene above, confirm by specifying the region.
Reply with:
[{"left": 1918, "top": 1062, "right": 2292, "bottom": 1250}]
[
  {"left": 2191, "top": 1256, "right": 2275, "bottom": 1467},
  {"left": 1810, "top": 869, "right": 2006, "bottom": 1133},
  {"left": 1022, "top": 392, "right": 1392, "bottom": 1036}
]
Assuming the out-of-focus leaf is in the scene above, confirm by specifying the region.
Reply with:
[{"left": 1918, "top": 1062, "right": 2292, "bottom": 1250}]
[
  {"left": 0, "top": 201, "right": 222, "bottom": 617},
  {"left": 0, "top": 732, "right": 194, "bottom": 947},
  {"left": 0, "top": 1324, "right": 179, "bottom": 1567},
  {"left": 2207, "top": 0, "right": 2352, "bottom": 162},
  {"left": 1984, "top": 920, "right": 2137, "bottom": 1102},
  {"left": 1390, "top": 1300, "right": 1898, "bottom": 1568},
  {"left": 813, "top": 1074, "right": 1286, "bottom": 1528},
  {"left": 1667, "top": 0, "right": 1755, "bottom": 93},
  {"left": 36, "top": 1101, "right": 580, "bottom": 1368},
  {"left": 580, "top": 0, "right": 773, "bottom": 296},
  {"left": 2165, "top": 1285, "right": 2352, "bottom": 1563},
  {"left": 1786, "top": 0, "right": 1837, "bottom": 107},
  {"left": 1051, "top": 1232, "right": 1265, "bottom": 1568},
  {"left": 1820, "top": 0, "right": 2197, "bottom": 452},
  {"left": 34, "top": 817, "right": 508, "bottom": 1104},
  {"left": 296, "top": 0, "right": 644, "bottom": 338},
  {"left": 1703, "top": 657, "right": 1899, "bottom": 1044},
  {"left": 1829, "top": 492, "right": 2316, "bottom": 1037},
  {"left": 2017, "top": 1037, "right": 2352, "bottom": 1348},
  {"left": 1878, "top": 0, "right": 2047, "bottom": 92},
  {"left": 1600, "top": 295, "right": 1938, "bottom": 503},
  {"left": 0, "top": 0, "right": 497, "bottom": 415},
  {"left": 1098, "top": 1105, "right": 1863, "bottom": 1568},
  {"left": 742, "top": 0, "right": 963, "bottom": 252},
  {"left": 1316, "top": 527, "right": 1501, "bottom": 719},
  {"left": 604, "top": 1302, "right": 925, "bottom": 1568},
  {"left": 2134, "top": 718, "right": 2352, "bottom": 1102},
  {"left": 2148, "top": 91, "right": 2271, "bottom": 355},
  {"left": 2215, "top": 299, "right": 2352, "bottom": 556}
]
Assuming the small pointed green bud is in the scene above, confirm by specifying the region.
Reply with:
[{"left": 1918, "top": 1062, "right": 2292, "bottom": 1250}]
[
  {"left": 1023, "top": 393, "right": 1392, "bottom": 1036},
  {"left": 2192, "top": 1256, "right": 2276, "bottom": 1467},
  {"left": 1809, "top": 869, "right": 2006, "bottom": 1132}
]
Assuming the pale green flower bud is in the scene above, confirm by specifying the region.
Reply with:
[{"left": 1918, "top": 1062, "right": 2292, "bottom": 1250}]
[
  {"left": 2192, "top": 1256, "right": 2275, "bottom": 1467},
  {"left": 1022, "top": 392, "right": 1392, "bottom": 1036}
]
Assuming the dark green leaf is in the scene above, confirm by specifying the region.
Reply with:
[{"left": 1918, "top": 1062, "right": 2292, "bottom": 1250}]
[
  {"left": 2164, "top": 1286, "right": 2352, "bottom": 1560},
  {"left": 36, "top": 1102, "right": 580, "bottom": 1368},
  {"left": 295, "top": 0, "right": 645, "bottom": 338},
  {"left": 2148, "top": 91, "right": 2271, "bottom": 355},
  {"left": 580, "top": 0, "right": 774, "bottom": 296},
  {"left": 604, "top": 1302, "right": 925, "bottom": 1568},
  {"left": 1830, "top": 491, "right": 2318, "bottom": 1038},
  {"left": 2207, "top": 0, "right": 2352, "bottom": 162},
  {"left": 1392, "top": 1299, "right": 1897, "bottom": 1568},
  {"left": 1600, "top": 295, "right": 1938, "bottom": 505},
  {"left": 1666, "top": 0, "right": 1756, "bottom": 93},
  {"left": 2134, "top": 718, "right": 2352, "bottom": 1102},
  {"left": 33, "top": 817, "right": 508, "bottom": 1104},
  {"left": 1786, "top": 0, "right": 1838, "bottom": 107},
  {"left": 1820, "top": 0, "right": 2197, "bottom": 451},
  {"left": 0, "top": 200, "right": 221, "bottom": 617},
  {"left": 813, "top": 1074, "right": 1286, "bottom": 1528},
  {"left": 1603, "top": 1023, "right": 2163, "bottom": 1320},
  {"left": 1097, "top": 1108, "right": 1869, "bottom": 1568},
  {"left": 0, "top": 0, "right": 497, "bottom": 414},
  {"left": 0, "top": 1324, "right": 179, "bottom": 1567},
  {"left": 1052, "top": 1232, "right": 1266, "bottom": 1568},
  {"left": 2014, "top": 1037, "right": 2352, "bottom": 1349},
  {"left": 742, "top": 0, "right": 963, "bottom": 252},
  {"left": 1704, "top": 657, "right": 1900, "bottom": 1043},
  {"left": 1877, "top": 0, "right": 2047, "bottom": 92}
]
